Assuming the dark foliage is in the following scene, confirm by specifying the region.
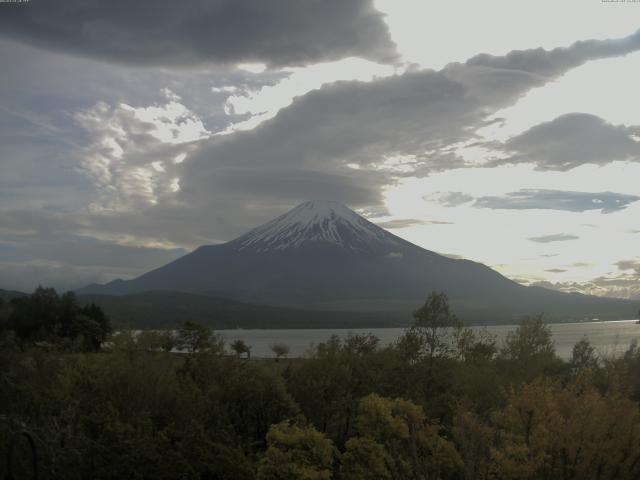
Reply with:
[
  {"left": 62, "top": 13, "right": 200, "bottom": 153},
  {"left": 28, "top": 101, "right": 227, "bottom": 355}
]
[
  {"left": 1, "top": 290, "right": 640, "bottom": 479},
  {"left": 2, "top": 286, "right": 111, "bottom": 351}
]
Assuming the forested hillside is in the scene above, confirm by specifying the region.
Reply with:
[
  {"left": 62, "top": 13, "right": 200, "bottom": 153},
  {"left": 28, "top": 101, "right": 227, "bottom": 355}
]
[
  {"left": 78, "top": 290, "right": 404, "bottom": 329},
  {"left": 2, "top": 290, "right": 640, "bottom": 479}
]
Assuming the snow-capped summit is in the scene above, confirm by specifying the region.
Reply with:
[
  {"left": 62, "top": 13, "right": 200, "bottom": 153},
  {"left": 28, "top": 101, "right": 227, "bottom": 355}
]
[
  {"left": 232, "top": 200, "right": 401, "bottom": 252},
  {"left": 78, "top": 199, "right": 638, "bottom": 324}
]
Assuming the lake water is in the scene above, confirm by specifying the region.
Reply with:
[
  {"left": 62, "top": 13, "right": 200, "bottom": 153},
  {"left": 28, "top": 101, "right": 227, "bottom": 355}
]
[{"left": 218, "top": 320, "right": 640, "bottom": 360}]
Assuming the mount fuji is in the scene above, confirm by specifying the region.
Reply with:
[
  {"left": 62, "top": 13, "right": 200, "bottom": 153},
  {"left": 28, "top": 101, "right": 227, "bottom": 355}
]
[{"left": 80, "top": 200, "right": 638, "bottom": 323}]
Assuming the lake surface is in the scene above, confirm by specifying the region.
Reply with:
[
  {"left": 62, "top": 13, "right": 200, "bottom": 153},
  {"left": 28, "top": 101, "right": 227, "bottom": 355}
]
[{"left": 218, "top": 320, "right": 640, "bottom": 360}]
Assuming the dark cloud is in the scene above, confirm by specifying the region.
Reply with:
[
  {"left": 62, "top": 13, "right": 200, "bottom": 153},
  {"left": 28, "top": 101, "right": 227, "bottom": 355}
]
[
  {"left": 0, "top": 111, "right": 92, "bottom": 211},
  {"left": 178, "top": 69, "right": 473, "bottom": 222},
  {"left": 0, "top": 210, "right": 187, "bottom": 290},
  {"left": 616, "top": 259, "right": 640, "bottom": 276},
  {"left": 0, "top": 0, "right": 397, "bottom": 68},
  {"left": 176, "top": 30, "right": 640, "bottom": 228},
  {"left": 496, "top": 113, "right": 640, "bottom": 170},
  {"left": 4, "top": 31, "right": 640, "bottom": 289},
  {"left": 545, "top": 268, "right": 567, "bottom": 273},
  {"left": 0, "top": 261, "right": 115, "bottom": 293},
  {"left": 0, "top": 207, "right": 226, "bottom": 254},
  {"left": 529, "top": 234, "right": 579, "bottom": 243},
  {"left": 177, "top": 64, "right": 536, "bottom": 223},
  {"left": 0, "top": 38, "right": 290, "bottom": 215},
  {"left": 6, "top": 30, "right": 640, "bottom": 230},
  {"left": 0, "top": 234, "right": 185, "bottom": 271},
  {"left": 466, "top": 30, "right": 640, "bottom": 77},
  {"left": 0, "top": 246, "right": 185, "bottom": 293},
  {"left": 475, "top": 189, "right": 640, "bottom": 213}
]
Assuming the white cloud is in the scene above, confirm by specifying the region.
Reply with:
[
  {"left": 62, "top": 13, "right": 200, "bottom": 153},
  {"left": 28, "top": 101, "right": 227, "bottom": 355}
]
[
  {"left": 530, "top": 276, "right": 640, "bottom": 300},
  {"left": 382, "top": 162, "right": 640, "bottom": 293},
  {"left": 237, "top": 63, "right": 267, "bottom": 74},
  {"left": 74, "top": 91, "right": 209, "bottom": 211},
  {"left": 377, "top": 0, "right": 640, "bottom": 69},
  {"left": 4, "top": 19, "right": 640, "bottom": 297},
  {"left": 211, "top": 85, "right": 238, "bottom": 93},
  {"left": 223, "top": 57, "right": 397, "bottom": 132},
  {"left": 479, "top": 51, "right": 640, "bottom": 141},
  {"left": 128, "top": 89, "right": 209, "bottom": 144}
]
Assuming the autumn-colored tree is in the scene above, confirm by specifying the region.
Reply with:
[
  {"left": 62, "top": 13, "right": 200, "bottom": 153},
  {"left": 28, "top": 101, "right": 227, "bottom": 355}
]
[
  {"left": 257, "top": 421, "right": 334, "bottom": 480},
  {"left": 451, "top": 405, "right": 495, "bottom": 480},
  {"left": 490, "top": 376, "right": 640, "bottom": 480},
  {"left": 341, "top": 394, "right": 462, "bottom": 480}
]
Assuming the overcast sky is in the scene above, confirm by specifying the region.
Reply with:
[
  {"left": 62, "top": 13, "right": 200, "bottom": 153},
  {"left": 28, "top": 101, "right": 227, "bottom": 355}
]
[{"left": 1, "top": 0, "right": 639, "bottom": 299}]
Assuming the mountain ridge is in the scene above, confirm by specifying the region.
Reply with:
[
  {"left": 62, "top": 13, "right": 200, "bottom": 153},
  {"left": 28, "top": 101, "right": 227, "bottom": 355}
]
[{"left": 79, "top": 200, "right": 639, "bottom": 324}]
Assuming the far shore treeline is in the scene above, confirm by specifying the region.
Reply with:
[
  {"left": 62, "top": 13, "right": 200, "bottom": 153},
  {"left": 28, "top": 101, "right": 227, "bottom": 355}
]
[{"left": 2, "top": 287, "right": 640, "bottom": 479}]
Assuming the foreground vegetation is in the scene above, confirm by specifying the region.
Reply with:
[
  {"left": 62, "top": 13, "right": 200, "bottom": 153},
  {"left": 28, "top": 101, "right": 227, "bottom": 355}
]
[{"left": 2, "top": 289, "right": 640, "bottom": 479}]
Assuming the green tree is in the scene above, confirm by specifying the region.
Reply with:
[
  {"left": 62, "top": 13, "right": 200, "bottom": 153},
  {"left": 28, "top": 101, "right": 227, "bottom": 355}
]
[
  {"left": 341, "top": 394, "right": 462, "bottom": 480},
  {"left": 287, "top": 335, "right": 350, "bottom": 437},
  {"left": 287, "top": 334, "right": 385, "bottom": 445},
  {"left": 499, "top": 314, "right": 560, "bottom": 380},
  {"left": 137, "top": 330, "right": 175, "bottom": 352},
  {"left": 176, "top": 321, "right": 222, "bottom": 354},
  {"left": 570, "top": 337, "right": 599, "bottom": 371},
  {"left": 230, "top": 339, "right": 251, "bottom": 359},
  {"left": 7, "top": 287, "right": 110, "bottom": 351},
  {"left": 501, "top": 314, "right": 554, "bottom": 362},
  {"left": 109, "top": 330, "right": 138, "bottom": 361},
  {"left": 395, "top": 327, "right": 424, "bottom": 363},
  {"left": 78, "top": 302, "right": 112, "bottom": 347},
  {"left": 271, "top": 342, "right": 290, "bottom": 361},
  {"left": 9, "top": 286, "right": 59, "bottom": 343},
  {"left": 408, "top": 292, "right": 461, "bottom": 362},
  {"left": 257, "top": 421, "right": 334, "bottom": 480},
  {"left": 454, "top": 327, "right": 497, "bottom": 364},
  {"left": 186, "top": 360, "right": 301, "bottom": 453},
  {"left": 0, "top": 296, "right": 9, "bottom": 334}
]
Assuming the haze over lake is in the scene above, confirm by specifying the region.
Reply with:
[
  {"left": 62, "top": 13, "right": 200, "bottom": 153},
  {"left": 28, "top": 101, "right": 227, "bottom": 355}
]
[{"left": 219, "top": 320, "right": 640, "bottom": 360}]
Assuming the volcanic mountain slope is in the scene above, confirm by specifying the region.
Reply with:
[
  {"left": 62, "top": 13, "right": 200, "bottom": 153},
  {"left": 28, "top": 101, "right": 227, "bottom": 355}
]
[{"left": 80, "top": 200, "right": 638, "bottom": 322}]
